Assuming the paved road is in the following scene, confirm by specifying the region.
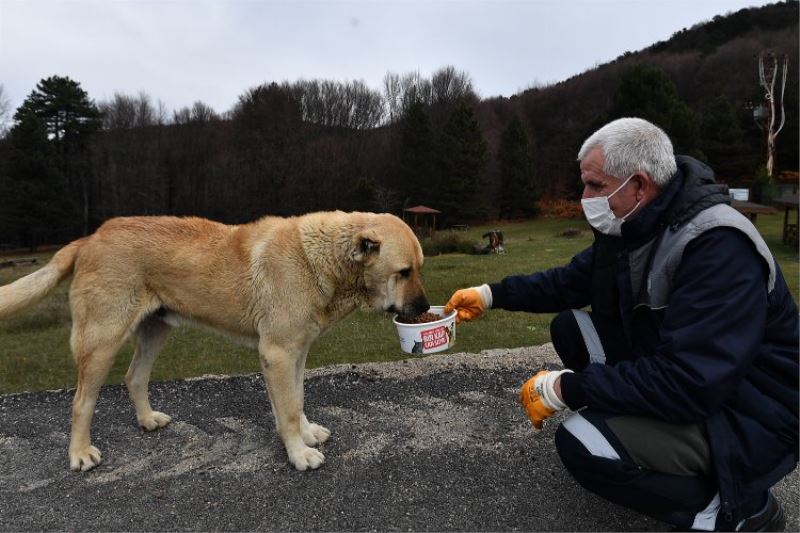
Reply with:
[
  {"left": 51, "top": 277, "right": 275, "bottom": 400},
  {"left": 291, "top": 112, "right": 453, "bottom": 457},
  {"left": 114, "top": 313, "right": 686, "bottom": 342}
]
[{"left": 1, "top": 345, "right": 797, "bottom": 531}]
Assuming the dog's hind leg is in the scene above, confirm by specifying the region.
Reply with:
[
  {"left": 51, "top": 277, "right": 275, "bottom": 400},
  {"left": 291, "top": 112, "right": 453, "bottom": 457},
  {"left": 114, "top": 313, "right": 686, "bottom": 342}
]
[
  {"left": 68, "top": 324, "right": 128, "bottom": 472},
  {"left": 294, "top": 347, "right": 331, "bottom": 447},
  {"left": 259, "top": 341, "right": 325, "bottom": 471},
  {"left": 126, "top": 317, "right": 172, "bottom": 431},
  {"left": 68, "top": 277, "right": 151, "bottom": 472}
]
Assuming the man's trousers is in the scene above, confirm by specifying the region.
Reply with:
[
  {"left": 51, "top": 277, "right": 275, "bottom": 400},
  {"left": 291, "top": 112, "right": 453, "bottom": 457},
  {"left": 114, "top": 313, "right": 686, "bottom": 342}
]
[{"left": 549, "top": 309, "right": 768, "bottom": 531}]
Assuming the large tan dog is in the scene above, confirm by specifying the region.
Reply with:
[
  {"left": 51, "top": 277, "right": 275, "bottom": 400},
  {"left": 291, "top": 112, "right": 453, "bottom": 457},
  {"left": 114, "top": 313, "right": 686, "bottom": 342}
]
[{"left": 0, "top": 211, "right": 429, "bottom": 472}]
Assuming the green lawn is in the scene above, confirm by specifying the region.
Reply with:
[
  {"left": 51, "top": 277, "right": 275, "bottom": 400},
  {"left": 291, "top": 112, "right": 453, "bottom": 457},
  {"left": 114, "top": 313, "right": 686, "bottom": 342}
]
[{"left": 0, "top": 215, "right": 796, "bottom": 394}]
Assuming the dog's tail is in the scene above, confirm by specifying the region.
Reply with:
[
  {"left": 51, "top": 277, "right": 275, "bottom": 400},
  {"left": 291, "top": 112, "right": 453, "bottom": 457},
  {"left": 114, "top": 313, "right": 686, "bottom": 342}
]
[{"left": 0, "top": 239, "right": 84, "bottom": 320}]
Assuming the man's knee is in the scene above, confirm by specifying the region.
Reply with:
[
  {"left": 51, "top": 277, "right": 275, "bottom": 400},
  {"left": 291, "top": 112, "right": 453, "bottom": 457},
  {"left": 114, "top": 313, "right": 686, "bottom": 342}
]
[{"left": 554, "top": 414, "right": 636, "bottom": 489}]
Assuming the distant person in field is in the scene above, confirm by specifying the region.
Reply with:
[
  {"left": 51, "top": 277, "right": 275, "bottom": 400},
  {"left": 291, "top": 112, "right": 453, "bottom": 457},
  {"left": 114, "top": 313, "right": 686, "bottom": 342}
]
[{"left": 445, "top": 117, "right": 798, "bottom": 532}]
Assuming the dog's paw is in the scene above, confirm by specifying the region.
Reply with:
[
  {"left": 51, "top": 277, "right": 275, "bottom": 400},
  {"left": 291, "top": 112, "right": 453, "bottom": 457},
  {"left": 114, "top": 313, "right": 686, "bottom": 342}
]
[
  {"left": 307, "top": 423, "right": 331, "bottom": 445},
  {"left": 69, "top": 445, "right": 102, "bottom": 472},
  {"left": 289, "top": 446, "right": 325, "bottom": 471},
  {"left": 301, "top": 422, "right": 330, "bottom": 446},
  {"left": 138, "top": 411, "right": 172, "bottom": 431}
]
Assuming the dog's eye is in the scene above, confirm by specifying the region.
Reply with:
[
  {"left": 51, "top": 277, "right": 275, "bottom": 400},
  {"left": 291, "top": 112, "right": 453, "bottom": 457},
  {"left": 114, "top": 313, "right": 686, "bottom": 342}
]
[{"left": 398, "top": 268, "right": 412, "bottom": 278}]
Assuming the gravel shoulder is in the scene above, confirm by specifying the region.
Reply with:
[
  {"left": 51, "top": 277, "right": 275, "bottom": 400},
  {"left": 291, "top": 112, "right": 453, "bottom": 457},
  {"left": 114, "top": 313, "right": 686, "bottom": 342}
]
[{"left": 1, "top": 344, "right": 797, "bottom": 531}]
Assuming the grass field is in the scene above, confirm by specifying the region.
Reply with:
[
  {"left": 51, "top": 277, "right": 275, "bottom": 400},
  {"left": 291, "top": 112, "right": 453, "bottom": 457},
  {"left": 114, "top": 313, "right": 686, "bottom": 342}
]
[{"left": 0, "top": 215, "right": 796, "bottom": 394}]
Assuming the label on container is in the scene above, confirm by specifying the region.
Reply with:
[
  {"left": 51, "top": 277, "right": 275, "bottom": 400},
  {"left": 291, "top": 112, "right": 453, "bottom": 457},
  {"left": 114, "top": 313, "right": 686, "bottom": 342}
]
[{"left": 420, "top": 325, "right": 448, "bottom": 350}]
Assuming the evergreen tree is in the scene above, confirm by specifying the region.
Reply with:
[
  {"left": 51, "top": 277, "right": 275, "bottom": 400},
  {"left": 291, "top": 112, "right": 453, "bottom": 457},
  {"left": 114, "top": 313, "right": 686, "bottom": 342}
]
[
  {"left": 352, "top": 177, "right": 376, "bottom": 212},
  {"left": 498, "top": 116, "right": 538, "bottom": 218},
  {"left": 436, "top": 102, "right": 488, "bottom": 222},
  {"left": 609, "top": 65, "right": 700, "bottom": 155},
  {"left": 14, "top": 76, "right": 101, "bottom": 145},
  {"left": 12, "top": 76, "right": 101, "bottom": 236},
  {"left": 700, "top": 95, "right": 748, "bottom": 178},
  {"left": 397, "top": 100, "right": 435, "bottom": 207},
  {"left": 2, "top": 111, "right": 71, "bottom": 249}
]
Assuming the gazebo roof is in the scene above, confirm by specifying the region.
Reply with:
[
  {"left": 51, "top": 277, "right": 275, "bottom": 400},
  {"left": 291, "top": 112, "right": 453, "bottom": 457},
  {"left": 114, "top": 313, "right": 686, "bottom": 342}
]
[{"left": 404, "top": 205, "right": 441, "bottom": 214}]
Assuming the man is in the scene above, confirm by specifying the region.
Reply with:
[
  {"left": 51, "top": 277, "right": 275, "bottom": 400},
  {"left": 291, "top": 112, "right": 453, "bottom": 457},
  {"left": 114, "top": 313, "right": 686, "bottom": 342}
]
[{"left": 445, "top": 118, "right": 798, "bottom": 531}]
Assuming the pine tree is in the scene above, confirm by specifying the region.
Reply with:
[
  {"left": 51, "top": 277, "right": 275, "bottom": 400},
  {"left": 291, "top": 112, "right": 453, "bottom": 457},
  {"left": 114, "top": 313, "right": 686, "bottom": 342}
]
[
  {"left": 14, "top": 76, "right": 101, "bottom": 145},
  {"left": 499, "top": 116, "right": 538, "bottom": 218},
  {"left": 609, "top": 65, "right": 700, "bottom": 155},
  {"left": 700, "top": 95, "right": 748, "bottom": 178},
  {"left": 397, "top": 100, "right": 435, "bottom": 207},
  {"left": 436, "top": 102, "right": 488, "bottom": 222},
  {"left": 12, "top": 76, "right": 101, "bottom": 237},
  {"left": 3, "top": 111, "right": 71, "bottom": 249},
  {"left": 352, "top": 177, "right": 376, "bottom": 212}
]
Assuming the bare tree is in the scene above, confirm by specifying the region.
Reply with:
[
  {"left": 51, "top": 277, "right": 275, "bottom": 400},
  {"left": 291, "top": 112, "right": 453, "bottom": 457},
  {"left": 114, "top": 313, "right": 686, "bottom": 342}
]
[
  {"left": 172, "top": 106, "right": 192, "bottom": 125},
  {"left": 99, "top": 93, "right": 136, "bottom": 129},
  {"left": 428, "top": 66, "right": 477, "bottom": 127},
  {"left": 382, "top": 70, "right": 433, "bottom": 122},
  {"left": 173, "top": 101, "right": 218, "bottom": 124},
  {"left": 156, "top": 100, "right": 168, "bottom": 125},
  {"left": 99, "top": 91, "right": 160, "bottom": 130},
  {"left": 345, "top": 80, "right": 385, "bottom": 129},
  {"left": 292, "top": 79, "right": 384, "bottom": 129},
  {"left": 191, "top": 101, "right": 218, "bottom": 122},
  {"left": 431, "top": 66, "right": 475, "bottom": 106},
  {"left": 382, "top": 67, "right": 476, "bottom": 128},
  {"left": 134, "top": 91, "right": 156, "bottom": 127},
  {"left": 400, "top": 71, "right": 432, "bottom": 110},
  {"left": 383, "top": 72, "right": 402, "bottom": 123},
  {"left": 0, "top": 84, "right": 12, "bottom": 136},
  {"left": 755, "top": 51, "right": 788, "bottom": 177}
]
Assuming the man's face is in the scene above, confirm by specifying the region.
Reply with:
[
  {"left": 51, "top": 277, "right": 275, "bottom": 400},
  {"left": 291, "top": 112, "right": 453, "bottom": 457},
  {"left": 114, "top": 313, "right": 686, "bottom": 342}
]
[{"left": 580, "top": 147, "right": 641, "bottom": 219}]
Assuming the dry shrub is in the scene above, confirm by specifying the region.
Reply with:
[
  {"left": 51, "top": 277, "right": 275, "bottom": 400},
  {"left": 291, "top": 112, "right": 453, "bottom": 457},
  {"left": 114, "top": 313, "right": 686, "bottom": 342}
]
[{"left": 536, "top": 198, "right": 584, "bottom": 219}]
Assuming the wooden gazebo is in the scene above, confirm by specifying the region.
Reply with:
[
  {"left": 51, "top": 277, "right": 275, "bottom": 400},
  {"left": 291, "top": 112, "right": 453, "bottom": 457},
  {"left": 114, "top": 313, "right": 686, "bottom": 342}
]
[{"left": 403, "top": 205, "right": 441, "bottom": 237}]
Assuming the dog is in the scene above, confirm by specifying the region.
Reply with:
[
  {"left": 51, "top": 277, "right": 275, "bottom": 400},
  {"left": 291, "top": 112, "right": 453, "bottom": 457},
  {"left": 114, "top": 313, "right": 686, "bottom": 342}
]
[{"left": 0, "top": 211, "right": 429, "bottom": 472}]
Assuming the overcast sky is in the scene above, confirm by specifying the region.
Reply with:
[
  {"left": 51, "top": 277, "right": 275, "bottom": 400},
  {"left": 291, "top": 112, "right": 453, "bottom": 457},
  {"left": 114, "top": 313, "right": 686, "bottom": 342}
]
[{"left": 0, "top": 0, "right": 777, "bottom": 118}]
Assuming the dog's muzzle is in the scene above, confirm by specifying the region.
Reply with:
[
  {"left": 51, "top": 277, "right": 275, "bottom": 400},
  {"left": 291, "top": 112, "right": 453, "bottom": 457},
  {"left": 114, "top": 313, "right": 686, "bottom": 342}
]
[
  {"left": 404, "top": 296, "right": 430, "bottom": 317},
  {"left": 387, "top": 296, "right": 429, "bottom": 317}
]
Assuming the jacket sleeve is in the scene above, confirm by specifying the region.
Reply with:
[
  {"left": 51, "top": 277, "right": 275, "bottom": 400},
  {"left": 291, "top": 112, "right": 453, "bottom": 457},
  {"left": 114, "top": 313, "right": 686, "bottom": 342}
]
[
  {"left": 489, "top": 246, "right": 593, "bottom": 313},
  {"left": 560, "top": 228, "right": 769, "bottom": 423}
]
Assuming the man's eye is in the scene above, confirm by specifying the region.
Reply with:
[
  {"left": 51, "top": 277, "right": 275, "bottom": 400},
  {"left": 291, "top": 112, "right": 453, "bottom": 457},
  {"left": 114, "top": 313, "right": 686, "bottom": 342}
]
[{"left": 399, "top": 268, "right": 411, "bottom": 278}]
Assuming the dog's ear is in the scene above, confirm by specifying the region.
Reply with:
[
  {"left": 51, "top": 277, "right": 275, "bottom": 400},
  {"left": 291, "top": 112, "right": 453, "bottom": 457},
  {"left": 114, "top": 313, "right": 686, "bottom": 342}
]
[{"left": 351, "top": 229, "right": 381, "bottom": 262}]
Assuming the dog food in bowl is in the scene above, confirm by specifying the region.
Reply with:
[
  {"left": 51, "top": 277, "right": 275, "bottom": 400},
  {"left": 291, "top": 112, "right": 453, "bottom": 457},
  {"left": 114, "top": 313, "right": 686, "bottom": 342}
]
[
  {"left": 393, "top": 306, "right": 456, "bottom": 355},
  {"left": 395, "top": 311, "right": 442, "bottom": 324}
]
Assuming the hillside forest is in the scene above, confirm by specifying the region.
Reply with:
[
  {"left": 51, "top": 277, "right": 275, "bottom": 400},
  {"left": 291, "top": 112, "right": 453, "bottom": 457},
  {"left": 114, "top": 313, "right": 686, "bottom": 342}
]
[{"left": 0, "top": 1, "right": 797, "bottom": 248}]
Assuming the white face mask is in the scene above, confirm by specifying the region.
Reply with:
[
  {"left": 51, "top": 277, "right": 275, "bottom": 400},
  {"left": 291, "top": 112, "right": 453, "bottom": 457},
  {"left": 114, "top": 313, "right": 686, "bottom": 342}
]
[{"left": 581, "top": 174, "right": 641, "bottom": 236}]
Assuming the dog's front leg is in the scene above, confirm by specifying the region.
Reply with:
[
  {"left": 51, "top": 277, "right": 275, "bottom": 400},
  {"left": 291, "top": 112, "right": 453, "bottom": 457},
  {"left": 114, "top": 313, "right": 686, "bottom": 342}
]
[
  {"left": 294, "top": 346, "right": 331, "bottom": 447},
  {"left": 259, "top": 341, "right": 325, "bottom": 471}
]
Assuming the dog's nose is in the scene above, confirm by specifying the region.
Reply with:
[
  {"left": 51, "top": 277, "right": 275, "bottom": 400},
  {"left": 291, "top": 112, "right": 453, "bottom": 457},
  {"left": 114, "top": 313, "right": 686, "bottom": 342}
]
[{"left": 410, "top": 296, "right": 429, "bottom": 316}]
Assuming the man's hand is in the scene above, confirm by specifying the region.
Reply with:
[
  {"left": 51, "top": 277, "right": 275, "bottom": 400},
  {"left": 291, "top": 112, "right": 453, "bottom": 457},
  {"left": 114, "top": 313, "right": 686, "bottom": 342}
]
[
  {"left": 444, "top": 284, "right": 492, "bottom": 323},
  {"left": 519, "top": 369, "right": 572, "bottom": 429}
]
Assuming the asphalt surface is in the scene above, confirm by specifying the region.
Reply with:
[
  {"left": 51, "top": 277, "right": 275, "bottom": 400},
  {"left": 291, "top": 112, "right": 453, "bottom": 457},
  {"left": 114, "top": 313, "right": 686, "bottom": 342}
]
[{"left": 1, "top": 344, "right": 797, "bottom": 532}]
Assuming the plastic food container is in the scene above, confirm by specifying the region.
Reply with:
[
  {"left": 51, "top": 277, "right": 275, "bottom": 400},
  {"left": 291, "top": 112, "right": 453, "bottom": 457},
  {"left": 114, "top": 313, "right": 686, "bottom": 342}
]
[{"left": 392, "top": 306, "right": 457, "bottom": 355}]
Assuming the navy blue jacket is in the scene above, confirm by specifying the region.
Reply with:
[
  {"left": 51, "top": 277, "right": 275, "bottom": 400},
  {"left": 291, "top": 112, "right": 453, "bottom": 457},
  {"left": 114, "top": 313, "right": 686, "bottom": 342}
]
[{"left": 490, "top": 157, "right": 799, "bottom": 522}]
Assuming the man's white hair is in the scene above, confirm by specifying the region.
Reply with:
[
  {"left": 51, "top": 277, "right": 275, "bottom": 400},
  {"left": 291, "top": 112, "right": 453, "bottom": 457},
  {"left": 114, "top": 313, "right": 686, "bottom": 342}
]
[{"left": 577, "top": 117, "right": 677, "bottom": 187}]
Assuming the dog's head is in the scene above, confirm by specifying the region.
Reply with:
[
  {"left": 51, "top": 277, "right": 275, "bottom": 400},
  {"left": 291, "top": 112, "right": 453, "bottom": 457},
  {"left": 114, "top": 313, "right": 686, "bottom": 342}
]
[{"left": 351, "top": 214, "right": 429, "bottom": 318}]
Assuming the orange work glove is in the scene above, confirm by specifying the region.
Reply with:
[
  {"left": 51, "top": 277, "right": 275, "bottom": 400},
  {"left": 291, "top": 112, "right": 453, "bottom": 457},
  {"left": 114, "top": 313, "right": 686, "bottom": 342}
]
[
  {"left": 444, "top": 284, "right": 492, "bottom": 323},
  {"left": 519, "top": 369, "right": 572, "bottom": 429}
]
